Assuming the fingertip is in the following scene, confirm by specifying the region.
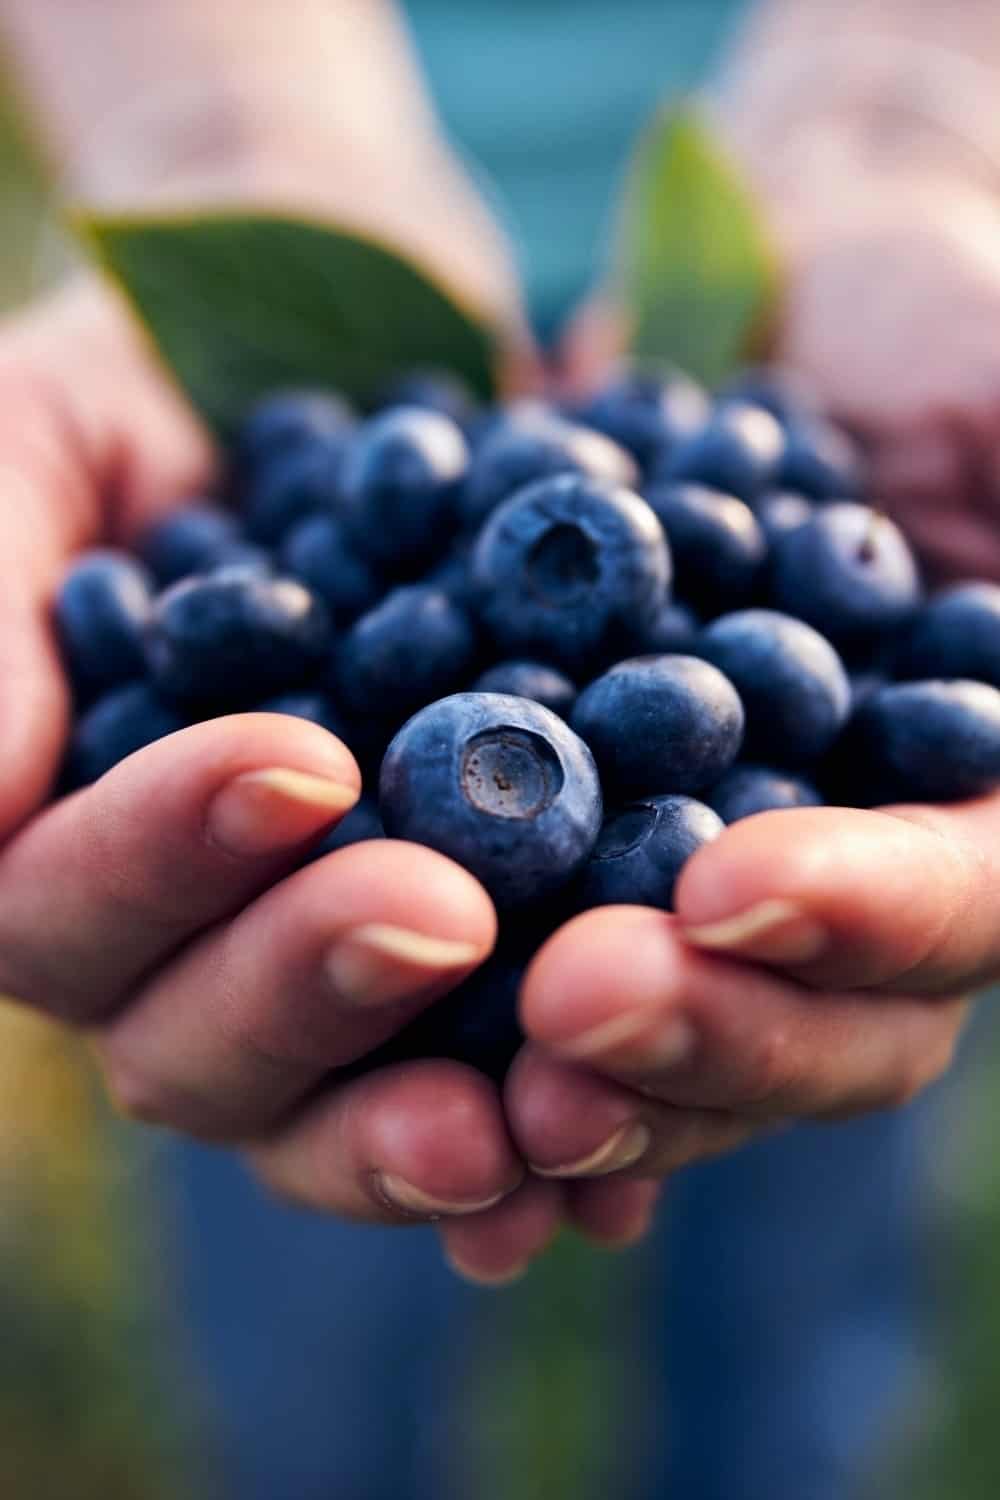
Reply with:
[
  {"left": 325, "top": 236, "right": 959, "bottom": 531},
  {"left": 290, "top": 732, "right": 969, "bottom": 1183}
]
[
  {"left": 568, "top": 1178, "right": 662, "bottom": 1248},
  {"left": 440, "top": 1176, "right": 563, "bottom": 1285}
]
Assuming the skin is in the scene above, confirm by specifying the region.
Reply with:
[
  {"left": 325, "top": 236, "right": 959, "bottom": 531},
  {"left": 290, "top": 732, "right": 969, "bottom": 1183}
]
[{"left": 1, "top": 0, "right": 999, "bottom": 1284}]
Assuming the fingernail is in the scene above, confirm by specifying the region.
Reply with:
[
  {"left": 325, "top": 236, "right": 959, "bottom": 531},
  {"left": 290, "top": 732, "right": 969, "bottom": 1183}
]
[
  {"left": 533, "top": 1121, "right": 651, "bottom": 1179},
  {"left": 681, "top": 899, "right": 827, "bottom": 964},
  {"left": 445, "top": 1252, "right": 529, "bottom": 1288},
  {"left": 207, "top": 768, "right": 359, "bottom": 857},
  {"left": 560, "top": 1011, "right": 696, "bottom": 1070},
  {"left": 328, "top": 924, "right": 483, "bottom": 1008},
  {"left": 374, "top": 1172, "right": 507, "bottom": 1220}
]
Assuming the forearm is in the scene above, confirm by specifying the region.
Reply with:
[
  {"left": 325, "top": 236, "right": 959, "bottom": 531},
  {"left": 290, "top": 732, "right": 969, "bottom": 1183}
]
[
  {"left": 709, "top": 0, "right": 1000, "bottom": 249},
  {"left": 0, "top": 0, "right": 441, "bottom": 198},
  {"left": 0, "top": 0, "right": 523, "bottom": 330}
]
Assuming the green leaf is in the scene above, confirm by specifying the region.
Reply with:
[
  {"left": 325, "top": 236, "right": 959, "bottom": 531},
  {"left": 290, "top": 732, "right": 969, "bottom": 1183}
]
[
  {"left": 74, "top": 209, "right": 499, "bottom": 434},
  {"left": 616, "top": 106, "right": 777, "bottom": 386}
]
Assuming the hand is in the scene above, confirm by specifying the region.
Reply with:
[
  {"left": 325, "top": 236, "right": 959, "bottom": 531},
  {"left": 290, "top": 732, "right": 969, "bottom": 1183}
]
[
  {"left": 521, "top": 124, "right": 1000, "bottom": 1200},
  {"left": 503, "top": 795, "right": 983, "bottom": 1185},
  {"left": 0, "top": 278, "right": 664, "bottom": 1283}
]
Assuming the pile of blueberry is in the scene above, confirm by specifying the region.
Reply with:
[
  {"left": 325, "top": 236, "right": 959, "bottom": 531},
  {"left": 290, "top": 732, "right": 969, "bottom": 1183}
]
[{"left": 56, "top": 365, "right": 1000, "bottom": 1078}]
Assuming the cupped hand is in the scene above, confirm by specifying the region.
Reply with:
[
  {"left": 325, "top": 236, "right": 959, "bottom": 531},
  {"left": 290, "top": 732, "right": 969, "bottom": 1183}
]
[
  {"left": 0, "top": 278, "right": 654, "bottom": 1284},
  {"left": 504, "top": 794, "right": 988, "bottom": 1185}
]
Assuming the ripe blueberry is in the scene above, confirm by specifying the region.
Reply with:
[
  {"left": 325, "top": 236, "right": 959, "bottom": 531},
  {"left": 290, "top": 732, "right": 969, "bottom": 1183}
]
[
  {"left": 139, "top": 503, "right": 244, "bottom": 585},
  {"left": 378, "top": 368, "right": 475, "bottom": 428},
  {"left": 634, "top": 600, "right": 699, "bottom": 655},
  {"left": 337, "top": 585, "right": 477, "bottom": 719},
  {"left": 656, "top": 400, "right": 784, "bottom": 503},
  {"left": 55, "top": 549, "right": 153, "bottom": 699},
  {"left": 66, "top": 682, "right": 185, "bottom": 786},
  {"left": 280, "top": 512, "right": 381, "bottom": 625},
  {"left": 771, "top": 502, "right": 921, "bottom": 648},
  {"left": 342, "top": 406, "right": 468, "bottom": 573},
  {"left": 243, "top": 438, "right": 347, "bottom": 545},
  {"left": 753, "top": 490, "right": 815, "bottom": 544},
  {"left": 146, "top": 570, "right": 332, "bottom": 709},
  {"left": 707, "top": 764, "right": 822, "bottom": 823},
  {"left": 699, "top": 609, "right": 850, "bottom": 766},
  {"left": 841, "top": 679, "right": 1000, "bottom": 804},
  {"left": 233, "top": 389, "right": 354, "bottom": 476},
  {"left": 379, "top": 692, "right": 603, "bottom": 907},
  {"left": 643, "top": 482, "right": 766, "bottom": 609},
  {"left": 576, "top": 794, "right": 723, "bottom": 910},
  {"left": 258, "top": 690, "right": 349, "bottom": 740},
  {"left": 893, "top": 582, "right": 1000, "bottom": 688},
  {"left": 574, "top": 363, "right": 709, "bottom": 469},
  {"left": 572, "top": 655, "right": 744, "bottom": 797},
  {"left": 776, "top": 417, "right": 863, "bottom": 501},
  {"left": 460, "top": 415, "right": 634, "bottom": 531},
  {"left": 472, "top": 661, "right": 577, "bottom": 718},
  {"left": 472, "top": 474, "right": 671, "bottom": 671}
]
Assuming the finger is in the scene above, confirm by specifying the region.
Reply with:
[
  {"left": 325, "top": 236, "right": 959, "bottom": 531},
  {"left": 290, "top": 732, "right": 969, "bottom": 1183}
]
[
  {"left": 566, "top": 1178, "right": 663, "bottom": 1248},
  {"left": 98, "top": 840, "right": 496, "bottom": 1138},
  {"left": 0, "top": 713, "right": 361, "bottom": 1021},
  {"left": 248, "top": 1060, "right": 523, "bottom": 1223},
  {"left": 506, "top": 1044, "right": 754, "bottom": 1177},
  {"left": 674, "top": 802, "right": 1000, "bottom": 996},
  {"left": 439, "top": 1177, "right": 564, "bottom": 1286},
  {"left": 520, "top": 908, "right": 967, "bottom": 1117}
]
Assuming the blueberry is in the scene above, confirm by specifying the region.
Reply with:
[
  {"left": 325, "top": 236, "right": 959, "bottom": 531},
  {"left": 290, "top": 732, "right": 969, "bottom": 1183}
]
[
  {"left": 572, "top": 655, "right": 744, "bottom": 797},
  {"left": 576, "top": 794, "right": 723, "bottom": 910},
  {"left": 424, "top": 545, "right": 477, "bottom": 607},
  {"left": 233, "top": 389, "right": 354, "bottom": 474},
  {"left": 378, "top": 368, "right": 476, "bottom": 428},
  {"left": 460, "top": 416, "right": 635, "bottom": 531},
  {"left": 243, "top": 438, "right": 347, "bottom": 545},
  {"left": 777, "top": 417, "right": 863, "bottom": 501},
  {"left": 472, "top": 474, "right": 671, "bottom": 671},
  {"left": 753, "top": 490, "right": 815, "bottom": 544},
  {"left": 849, "top": 671, "right": 887, "bottom": 710},
  {"left": 350, "top": 946, "right": 526, "bottom": 1082},
  {"left": 716, "top": 366, "right": 819, "bottom": 425},
  {"left": 379, "top": 692, "right": 603, "bottom": 907},
  {"left": 839, "top": 679, "right": 1000, "bottom": 804},
  {"left": 341, "top": 406, "right": 468, "bottom": 573},
  {"left": 337, "top": 585, "right": 477, "bottom": 719},
  {"left": 139, "top": 503, "right": 243, "bottom": 585},
  {"left": 707, "top": 764, "right": 822, "bottom": 823},
  {"left": 771, "top": 503, "right": 921, "bottom": 647},
  {"left": 66, "top": 682, "right": 185, "bottom": 786},
  {"left": 280, "top": 512, "right": 382, "bottom": 625},
  {"left": 893, "top": 582, "right": 1000, "bottom": 688},
  {"left": 699, "top": 610, "right": 850, "bottom": 766},
  {"left": 643, "top": 482, "right": 766, "bottom": 609},
  {"left": 574, "top": 363, "right": 709, "bottom": 469},
  {"left": 655, "top": 401, "right": 785, "bottom": 503},
  {"left": 472, "top": 661, "right": 577, "bottom": 717},
  {"left": 55, "top": 549, "right": 153, "bottom": 699},
  {"left": 146, "top": 570, "right": 332, "bottom": 709},
  {"left": 205, "top": 543, "right": 275, "bottom": 578},
  {"left": 633, "top": 601, "right": 699, "bottom": 655},
  {"left": 307, "top": 796, "right": 384, "bottom": 860},
  {"left": 258, "top": 690, "right": 348, "bottom": 740}
]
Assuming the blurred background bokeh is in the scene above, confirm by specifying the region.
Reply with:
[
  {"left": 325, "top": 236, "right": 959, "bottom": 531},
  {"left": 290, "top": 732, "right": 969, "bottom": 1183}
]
[{"left": 1, "top": 58, "right": 1000, "bottom": 1500}]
